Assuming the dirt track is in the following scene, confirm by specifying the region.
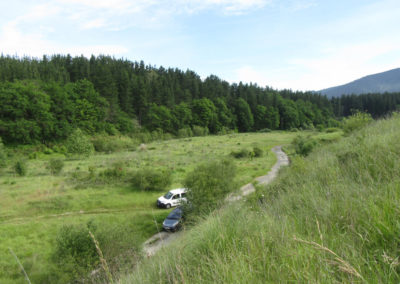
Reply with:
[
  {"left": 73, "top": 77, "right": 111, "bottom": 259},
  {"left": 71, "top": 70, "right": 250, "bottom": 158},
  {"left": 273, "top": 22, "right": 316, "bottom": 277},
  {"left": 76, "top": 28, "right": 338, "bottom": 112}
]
[{"left": 143, "top": 146, "right": 289, "bottom": 256}]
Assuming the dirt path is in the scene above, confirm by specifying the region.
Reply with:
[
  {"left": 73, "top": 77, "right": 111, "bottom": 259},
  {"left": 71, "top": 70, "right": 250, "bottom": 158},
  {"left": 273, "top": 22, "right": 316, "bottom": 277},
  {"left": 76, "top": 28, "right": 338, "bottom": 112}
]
[{"left": 143, "top": 146, "right": 289, "bottom": 256}]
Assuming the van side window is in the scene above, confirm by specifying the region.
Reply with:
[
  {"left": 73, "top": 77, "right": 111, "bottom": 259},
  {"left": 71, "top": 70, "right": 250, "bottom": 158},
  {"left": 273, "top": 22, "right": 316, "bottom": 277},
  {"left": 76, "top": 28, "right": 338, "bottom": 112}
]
[
  {"left": 181, "top": 193, "right": 186, "bottom": 198},
  {"left": 172, "top": 195, "right": 179, "bottom": 200}
]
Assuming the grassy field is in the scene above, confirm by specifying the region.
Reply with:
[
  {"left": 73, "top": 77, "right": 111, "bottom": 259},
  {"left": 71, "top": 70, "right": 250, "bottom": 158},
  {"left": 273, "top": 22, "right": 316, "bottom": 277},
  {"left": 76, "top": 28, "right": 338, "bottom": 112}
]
[
  {"left": 121, "top": 116, "right": 400, "bottom": 283},
  {"left": 0, "top": 131, "right": 303, "bottom": 283}
]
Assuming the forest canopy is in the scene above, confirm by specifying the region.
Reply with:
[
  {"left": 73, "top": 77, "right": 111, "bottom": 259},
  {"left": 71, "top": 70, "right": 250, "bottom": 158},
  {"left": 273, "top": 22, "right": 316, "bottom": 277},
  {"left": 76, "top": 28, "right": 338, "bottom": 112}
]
[{"left": 0, "top": 54, "right": 399, "bottom": 144}]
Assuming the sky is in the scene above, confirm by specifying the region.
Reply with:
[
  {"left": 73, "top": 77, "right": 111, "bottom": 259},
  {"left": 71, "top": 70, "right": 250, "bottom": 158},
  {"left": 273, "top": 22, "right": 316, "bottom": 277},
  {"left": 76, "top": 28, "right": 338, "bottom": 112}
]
[{"left": 1, "top": 0, "right": 400, "bottom": 91}]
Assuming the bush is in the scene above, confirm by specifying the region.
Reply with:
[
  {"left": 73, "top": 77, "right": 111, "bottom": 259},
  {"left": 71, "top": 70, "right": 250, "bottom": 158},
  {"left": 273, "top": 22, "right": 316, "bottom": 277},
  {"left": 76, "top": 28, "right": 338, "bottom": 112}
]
[
  {"left": 92, "top": 135, "right": 138, "bottom": 153},
  {"left": 52, "top": 145, "right": 67, "bottom": 154},
  {"left": 291, "top": 135, "right": 317, "bottom": 156},
  {"left": 325, "top": 127, "right": 340, "bottom": 133},
  {"left": 43, "top": 147, "right": 53, "bottom": 155},
  {"left": 253, "top": 147, "right": 263, "bottom": 157},
  {"left": 131, "top": 168, "right": 172, "bottom": 191},
  {"left": 151, "top": 129, "right": 164, "bottom": 141},
  {"left": 47, "top": 159, "right": 65, "bottom": 175},
  {"left": 14, "top": 160, "right": 27, "bottom": 176},
  {"left": 230, "top": 148, "right": 251, "bottom": 159},
  {"left": 98, "top": 161, "right": 126, "bottom": 181},
  {"left": 341, "top": 111, "right": 372, "bottom": 135},
  {"left": 258, "top": 128, "right": 271, "bottom": 133},
  {"left": 66, "top": 128, "right": 94, "bottom": 157},
  {"left": 178, "top": 128, "right": 193, "bottom": 138},
  {"left": 184, "top": 159, "right": 236, "bottom": 216},
  {"left": 53, "top": 224, "right": 99, "bottom": 281},
  {"left": 0, "top": 138, "right": 7, "bottom": 168},
  {"left": 192, "top": 125, "right": 209, "bottom": 137},
  {"left": 135, "top": 131, "right": 152, "bottom": 143}
]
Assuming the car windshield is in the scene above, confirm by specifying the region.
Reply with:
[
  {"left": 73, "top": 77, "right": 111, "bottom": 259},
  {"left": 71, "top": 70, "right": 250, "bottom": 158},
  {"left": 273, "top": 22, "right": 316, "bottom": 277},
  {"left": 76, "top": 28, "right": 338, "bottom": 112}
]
[
  {"left": 167, "top": 209, "right": 182, "bottom": 220},
  {"left": 164, "top": 192, "right": 173, "bottom": 199}
]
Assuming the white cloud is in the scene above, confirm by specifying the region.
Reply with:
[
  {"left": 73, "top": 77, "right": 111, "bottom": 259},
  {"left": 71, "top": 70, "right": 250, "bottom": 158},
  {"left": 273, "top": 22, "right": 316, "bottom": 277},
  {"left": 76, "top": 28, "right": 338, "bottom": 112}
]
[
  {"left": 0, "top": 15, "right": 128, "bottom": 58},
  {"left": 233, "top": 34, "right": 400, "bottom": 91},
  {"left": 288, "top": 0, "right": 317, "bottom": 12}
]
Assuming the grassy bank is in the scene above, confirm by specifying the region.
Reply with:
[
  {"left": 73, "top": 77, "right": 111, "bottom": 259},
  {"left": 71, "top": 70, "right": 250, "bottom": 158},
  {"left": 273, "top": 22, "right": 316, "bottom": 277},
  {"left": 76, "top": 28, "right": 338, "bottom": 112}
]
[
  {"left": 122, "top": 115, "right": 400, "bottom": 283},
  {"left": 0, "top": 131, "right": 302, "bottom": 283}
]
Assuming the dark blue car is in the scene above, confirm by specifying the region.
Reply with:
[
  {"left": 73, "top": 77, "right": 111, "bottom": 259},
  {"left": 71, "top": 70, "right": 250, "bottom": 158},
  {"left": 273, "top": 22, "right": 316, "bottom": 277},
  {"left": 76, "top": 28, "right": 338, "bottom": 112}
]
[{"left": 162, "top": 207, "right": 183, "bottom": 232}]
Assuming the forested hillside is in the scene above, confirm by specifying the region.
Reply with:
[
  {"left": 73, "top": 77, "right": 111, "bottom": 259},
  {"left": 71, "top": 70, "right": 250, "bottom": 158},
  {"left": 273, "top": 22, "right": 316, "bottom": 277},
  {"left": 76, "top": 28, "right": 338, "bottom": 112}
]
[
  {"left": 320, "top": 68, "right": 400, "bottom": 97},
  {"left": 1, "top": 55, "right": 399, "bottom": 144}
]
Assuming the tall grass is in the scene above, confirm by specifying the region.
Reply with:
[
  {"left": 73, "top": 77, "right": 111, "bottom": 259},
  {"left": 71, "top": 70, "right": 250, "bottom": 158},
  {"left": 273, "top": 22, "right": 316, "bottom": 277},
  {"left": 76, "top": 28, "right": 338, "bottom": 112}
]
[{"left": 121, "top": 115, "right": 400, "bottom": 283}]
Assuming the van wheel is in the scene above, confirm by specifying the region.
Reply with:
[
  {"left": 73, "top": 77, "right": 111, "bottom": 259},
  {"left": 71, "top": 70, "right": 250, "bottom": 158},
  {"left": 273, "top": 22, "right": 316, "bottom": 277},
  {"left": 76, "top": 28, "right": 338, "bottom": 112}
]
[{"left": 166, "top": 204, "right": 171, "bottom": 209}]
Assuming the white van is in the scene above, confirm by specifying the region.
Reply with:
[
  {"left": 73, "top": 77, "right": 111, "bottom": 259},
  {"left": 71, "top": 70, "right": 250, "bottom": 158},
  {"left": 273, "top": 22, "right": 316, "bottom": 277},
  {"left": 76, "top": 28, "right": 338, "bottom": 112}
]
[{"left": 157, "top": 188, "right": 187, "bottom": 209}]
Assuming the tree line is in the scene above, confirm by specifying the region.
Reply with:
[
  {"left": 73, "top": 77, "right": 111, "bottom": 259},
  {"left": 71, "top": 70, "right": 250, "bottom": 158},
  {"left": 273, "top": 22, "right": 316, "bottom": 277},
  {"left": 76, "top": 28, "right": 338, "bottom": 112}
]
[{"left": 0, "top": 54, "right": 398, "bottom": 144}]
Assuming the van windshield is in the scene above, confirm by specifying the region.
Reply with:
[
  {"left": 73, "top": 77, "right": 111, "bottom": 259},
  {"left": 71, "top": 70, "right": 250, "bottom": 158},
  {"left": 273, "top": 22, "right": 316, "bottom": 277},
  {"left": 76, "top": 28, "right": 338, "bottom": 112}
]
[{"left": 164, "top": 192, "right": 173, "bottom": 199}]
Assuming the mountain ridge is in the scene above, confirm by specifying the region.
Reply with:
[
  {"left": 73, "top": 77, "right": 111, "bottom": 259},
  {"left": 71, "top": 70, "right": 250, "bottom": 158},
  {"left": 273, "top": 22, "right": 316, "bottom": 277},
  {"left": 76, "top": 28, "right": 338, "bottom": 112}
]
[{"left": 319, "top": 68, "right": 400, "bottom": 97}]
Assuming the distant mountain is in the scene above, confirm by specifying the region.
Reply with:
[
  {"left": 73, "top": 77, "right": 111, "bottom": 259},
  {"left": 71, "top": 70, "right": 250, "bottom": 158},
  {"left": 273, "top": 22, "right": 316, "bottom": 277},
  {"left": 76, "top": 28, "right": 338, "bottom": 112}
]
[{"left": 319, "top": 68, "right": 400, "bottom": 98}]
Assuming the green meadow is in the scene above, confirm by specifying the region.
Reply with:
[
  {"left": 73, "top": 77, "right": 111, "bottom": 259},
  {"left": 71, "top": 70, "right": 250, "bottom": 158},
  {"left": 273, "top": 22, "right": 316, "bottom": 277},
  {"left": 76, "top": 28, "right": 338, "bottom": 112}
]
[{"left": 0, "top": 131, "right": 306, "bottom": 283}]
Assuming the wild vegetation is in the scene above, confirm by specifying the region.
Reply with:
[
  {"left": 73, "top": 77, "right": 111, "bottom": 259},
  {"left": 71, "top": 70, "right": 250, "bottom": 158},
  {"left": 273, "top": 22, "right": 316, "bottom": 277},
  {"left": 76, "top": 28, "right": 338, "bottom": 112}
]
[
  {"left": 1, "top": 53, "right": 398, "bottom": 283},
  {"left": 121, "top": 114, "right": 400, "bottom": 283},
  {"left": 0, "top": 54, "right": 345, "bottom": 145},
  {"left": 0, "top": 131, "right": 306, "bottom": 283}
]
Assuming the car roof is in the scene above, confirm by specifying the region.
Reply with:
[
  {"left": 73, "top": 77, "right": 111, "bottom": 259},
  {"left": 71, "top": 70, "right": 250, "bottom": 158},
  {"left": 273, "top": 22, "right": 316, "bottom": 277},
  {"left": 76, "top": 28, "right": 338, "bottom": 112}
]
[
  {"left": 167, "top": 207, "right": 183, "bottom": 218},
  {"left": 168, "top": 188, "right": 187, "bottom": 194}
]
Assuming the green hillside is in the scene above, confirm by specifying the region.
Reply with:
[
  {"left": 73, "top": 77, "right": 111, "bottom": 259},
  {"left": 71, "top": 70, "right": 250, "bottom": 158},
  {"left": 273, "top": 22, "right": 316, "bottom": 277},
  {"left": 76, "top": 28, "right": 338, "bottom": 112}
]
[{"left": 122, "top": 114, "right": 400, "bottom": 283}]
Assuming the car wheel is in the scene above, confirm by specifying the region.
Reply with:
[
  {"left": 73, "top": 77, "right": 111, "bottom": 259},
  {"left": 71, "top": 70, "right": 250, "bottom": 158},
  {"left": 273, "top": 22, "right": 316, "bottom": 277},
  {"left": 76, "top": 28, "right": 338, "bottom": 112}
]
[{"left": 166, "top": 204, "right": 171, "bottom": 209}]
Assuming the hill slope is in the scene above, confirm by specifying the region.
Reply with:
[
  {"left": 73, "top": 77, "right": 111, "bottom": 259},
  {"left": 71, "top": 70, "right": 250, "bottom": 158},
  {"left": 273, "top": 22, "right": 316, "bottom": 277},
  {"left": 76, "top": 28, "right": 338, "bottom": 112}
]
[
  {"left": 121, "top": 114, "right": 400, "bottom": 283},
  {"left": 320, "top": 68, "right": 400, "bottom": 97}
]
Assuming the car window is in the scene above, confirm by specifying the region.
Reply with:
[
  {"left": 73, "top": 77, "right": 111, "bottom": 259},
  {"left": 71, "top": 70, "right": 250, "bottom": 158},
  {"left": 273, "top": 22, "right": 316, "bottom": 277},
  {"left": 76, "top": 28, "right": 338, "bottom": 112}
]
[
  {"left": 172, "top": 195, "right": 179, "bottom": 200},
  {"left": 164, "top": 192, "right": 173, "bottom": 199},
  {"left": 181, "top": 193, "right": 186, "bottom": 198}
]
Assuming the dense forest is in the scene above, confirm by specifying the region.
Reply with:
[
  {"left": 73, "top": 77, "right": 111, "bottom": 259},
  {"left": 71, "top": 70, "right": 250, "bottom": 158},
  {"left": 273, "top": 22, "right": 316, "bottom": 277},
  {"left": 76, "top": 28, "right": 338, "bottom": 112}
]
[{"left": 0, "top": 54, "right": 399, "bottom": 144}]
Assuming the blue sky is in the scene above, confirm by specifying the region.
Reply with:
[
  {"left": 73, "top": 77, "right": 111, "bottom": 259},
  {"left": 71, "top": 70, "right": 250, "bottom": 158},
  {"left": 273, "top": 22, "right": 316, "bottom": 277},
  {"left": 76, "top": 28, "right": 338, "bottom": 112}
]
[{"left": 1, "top": 0, "right": 400, "bottom": 91}]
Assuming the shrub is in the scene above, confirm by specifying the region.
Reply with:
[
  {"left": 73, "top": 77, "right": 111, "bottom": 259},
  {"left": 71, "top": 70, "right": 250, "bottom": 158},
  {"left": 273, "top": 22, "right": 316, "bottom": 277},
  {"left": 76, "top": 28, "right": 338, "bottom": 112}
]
[
  {"left": 98, "top": 161, "right": 126, "bottom": 180},
  {"left": 66, "top": 128, "right": 94, "bottom": 157},
  {"left": 135, "top": 132, "right": 152, "bottom": 143},
  {"left": 341, "top": 111, "right": 372, "bottom": 135},
  {"left": 230, "top": 148, "right": 251, "bottom": 159},
  {"left": 325, "top": 127, "right": 340, "bottom": 133},
  {"left": 0, "top": 138, "right": 7, "bottom": 168},
  {"left": 291, "top": 135, "right": 317, "bottom": 156},
  {"left": 51, "top": 145, "right": 67, "bottom": 154},
  {"left": 92, "top": 135, "right": 138, "bottom": 153},
  {"left": 253, "top": 147, "right": 263, "bottom": 157},
  {"left": 43, "top": 147, "right": 53, "bottom": 155},
  {"left": 178, "top": 128, "right": 193, "bottom": 138},
  {"left": 192, "top": 125, "right": 209, "bottom": 137},
  {"left": 315, "top": 124, "right": 325, "bottom": 131},
  {"left": 14, "top": 160, "right": 27, "bottom": 176},
  {"left": 47, "top": 159, "right": 65, "bottom": 175},
  {"left": 53, "top": 224, "right": 99, "bottom": 280},
  {"left": 151, "top": 129, "right": 164, "bottom": 141},
  {"left": 258, "top": 128, "right": 271, "bottom": 133},
  {"left": 184, "top": 159, "right": 236, "bottom": 216},
  {"left": 131, "top": 168, "right": 172, "bottom": 191}
]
